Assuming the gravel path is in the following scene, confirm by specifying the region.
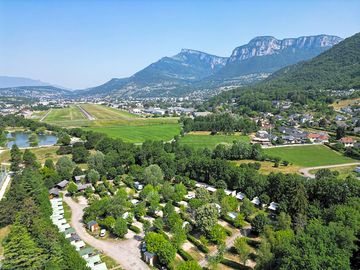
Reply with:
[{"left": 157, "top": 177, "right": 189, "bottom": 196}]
[
  {"left": 63, "top": 195, "right": 149, "bottom": 270},
  {"left": 298, "top": 162, "right": 360, "bottom": 178}
]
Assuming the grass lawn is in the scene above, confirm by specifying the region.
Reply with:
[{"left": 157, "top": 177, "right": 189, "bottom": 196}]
[
  {"left": 100, "top": 254, "right": 119, "bottom": 269},
  {"left": 84, "top": 123, "right": 181, "bottom": 143},
  {"left": 62, "top": 201, "right": 72, "bottom": 223},
  {"left": 0, "top": 226, "right": 10, "bottom": 258},
  {"left": 263, "top": 145, "right": 355, "bottom": 167},
  {"left": 179, "top": 133, "right": 250, "bottom": 149},
  {"left": 0, "top": 146, "right": 64, "bottom": 164}
]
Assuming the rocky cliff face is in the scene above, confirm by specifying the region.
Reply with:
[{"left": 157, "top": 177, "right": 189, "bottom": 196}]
[{"left": 228, "top": 35, "right": 342, "bottom": 62}]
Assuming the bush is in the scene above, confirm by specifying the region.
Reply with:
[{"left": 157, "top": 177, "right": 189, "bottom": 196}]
[
  {"left": 187, "top": 235, "right": 209, "bottom": 254},
  {"left": 177, "top": 248, "right": 194, "bottom": 261},
  {"left": 129, "top": 225, "right": 141, "bottom": 234}
]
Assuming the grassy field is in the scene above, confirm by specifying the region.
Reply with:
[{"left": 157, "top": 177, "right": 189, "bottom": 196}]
[
  {"left": 0, "top": 146, "right": 64, "bottom": 164},
  {"left": 264, "top": 145, "right": 355, "bottom": 167},
  {"left": 179, "top": 132, "right": 250, "bottom": 149},
  {"left": 44, "top": 106, "right": 86, "bottom": 123},
  {"left": 233, "top": 160, "right": 301, "bottom": 174},
  {"left": 80, "top": 103, "right": 137, "bottom": 120},
  {"left": 331, "top": 97, "right": 360, "bottom": 110},
  {"left": 85, "top": 123, "right": 181, "bottom": 143}
]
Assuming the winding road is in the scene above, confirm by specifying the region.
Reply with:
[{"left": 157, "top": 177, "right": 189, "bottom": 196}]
[
  {"left": 62, "top": 195, "right": 149, "bottom": 270},
  {"left": 298, "top": 162, "right": 360, "bottom": 178}
]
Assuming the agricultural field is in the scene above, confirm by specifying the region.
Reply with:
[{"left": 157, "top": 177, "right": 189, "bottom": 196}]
[
  {"left": 263, "top": 145, "right": 355, "bottom": 167},
  {"left": 85, "top": 123, "right": 181, "bottom": 143},
  {"left": 179, "top": 132, "right": 250, "bottom": 149}
]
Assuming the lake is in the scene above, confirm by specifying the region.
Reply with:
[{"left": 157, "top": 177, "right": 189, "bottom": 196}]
[{"left": 6, "top": 132, "right": 58, "bottom": 148}]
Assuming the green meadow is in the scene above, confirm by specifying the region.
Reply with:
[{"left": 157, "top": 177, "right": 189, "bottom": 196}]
[
  {"left": 179, "top": 133, "right": 250, "bottom": 149},
  {"left": 264, "top": 145, "right": 355, "bottom": 167}
]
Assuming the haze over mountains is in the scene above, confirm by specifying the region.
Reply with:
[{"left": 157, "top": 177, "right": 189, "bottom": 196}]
[{"left": 0, "top": 34, "right": 343, "bottom": 99}]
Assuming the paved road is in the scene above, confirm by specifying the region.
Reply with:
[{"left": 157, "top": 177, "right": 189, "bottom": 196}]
[
  {"left": 62, "top": 195, "right": 149, "bottom": 270},
  {"left": 39, "top": 109, "right": 52, "bottom": 122},
  {"left": 77, "top": 105, "right": 96, "bottom": 121},
  {"left": 299, "top": 162, "right": 360, "bottom": 178}
]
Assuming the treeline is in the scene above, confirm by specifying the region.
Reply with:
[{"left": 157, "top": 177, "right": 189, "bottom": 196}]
[
  {"left": 0, "top": 148, "right": 89, "bottom": 269},
  {"left": 181, "top": 113, "right": 258, "bottom": 134}
]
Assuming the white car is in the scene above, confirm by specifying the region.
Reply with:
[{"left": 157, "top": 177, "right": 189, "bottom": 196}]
[{"left": 100, "top": 229, "right": 106, "bottom": 237}]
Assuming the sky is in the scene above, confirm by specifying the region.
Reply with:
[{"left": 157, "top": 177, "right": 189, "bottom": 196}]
[{"left": 0, "top": 0, "right": 359, "bottom": 89}]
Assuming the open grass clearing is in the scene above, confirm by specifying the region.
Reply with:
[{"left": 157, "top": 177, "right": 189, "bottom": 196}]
[
  {"left": 233, "top": 160, "right": 301, "bottom": 174},
  {"left": 331, "top": 97, "right": 360, "bottom": 110},
  {"left": 0, "top": 146, "right": 65, "bottom": 164},
  {"left": 310, "top": 164, "right": 359, "bottom": 179},
  {"left": 263, "top": 145, "right": 355, "bottom": 167},
  {"left": 0, "top": 225, "right": 10, "bottom": 258},
  {"left": 84, "top": 123, "right": 181, "bottom": 143},
  {"left": 179, "top": 133, "right": 250, "bottom": 150}
]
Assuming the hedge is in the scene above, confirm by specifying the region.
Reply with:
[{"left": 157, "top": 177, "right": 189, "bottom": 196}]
[
  {"left": 178, "top": 248, "right": 194, "bottom": 261},
  {"left": 129, "top": 225, "right": 141, "bottom": 234},
  {"left": 187, "top": 235, "right": 209, "bottom": 254}
]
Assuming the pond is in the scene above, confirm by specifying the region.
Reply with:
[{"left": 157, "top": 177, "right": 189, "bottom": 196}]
[{"left": 6, "top": 132, "right": 58, "bottom": 148}]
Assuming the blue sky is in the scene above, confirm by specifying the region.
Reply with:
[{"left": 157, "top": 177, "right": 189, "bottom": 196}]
[{"left": 0, "top": 0, "right": 359, "bottom": 89}]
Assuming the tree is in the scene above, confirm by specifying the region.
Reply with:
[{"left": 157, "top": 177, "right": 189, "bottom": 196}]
[
  {"left": 209, "top": 224, "right": 226, "bottom": 244},
  {"left": 72, "top": 143, "right": 89, "bottom": 163},
  {"left": 255, "top": 239, "right": 274, "bottom": 270},
  {"left": 208, "top": 244, "right": 225, "bottom": 269},
  {"left": 88, "top": 151, "right": 105, "bottom": 176},
  {"left": 277, "top": 212, "right": 291, "bottom": 230},
  {"left": 172, "top": 182, "right": 187, "bottom": 202},
  {"left": 67, "top": 182, "right": 78, "bottom": 195},
  {"left": 220, "top": 195, "right": 238, "bottom": 215},
  {"left": 58, "top": 132, "right": 71, "bottom": 146},
  {"left": 2, "top": 222, "right": 46, "bottom": 270},
  {"left": 10, "top": 144, "right": 22, "bottom": 173},
  {"left": 234, "top": 213, "right": 246, "bottom": 228},
  {"left": 44, "top": 159, "right": 55, "bottom": 170},
  {"left": 113, "top": 218, "right": 128, "bottom": 238},
  {"left": 234, "top": 237, "right": 251, "bottom": 266},
  {"left": 87, "top": 169, "right": 100, "bottom": 185},
  {"left": 241, "top": 198, "right": 255, "bottom": 218},
  {"left": 153, "top": 217, "right": 164, "bottom": 232},
  {"left": 336, "top": 126, "right": 346, "bottom": 140},
  {"left": 56, "top": 156, "right": 75, "bottom": 180},
  {"left": 176, "top": 261, "right": 202, "bottom": 270},
  {"left": 145, "top": 232, "right": 176, "bottom": 266},
  {"left": 23, "top": 149, "right": 39, "bottom": 168},
  {"left": 101, "top": 216, "right": 116, "bottom": 230},
  {"left": 143, "top": 164, "right": 164, "bottom": 186},
  {"left": 195, "top": 203, "right": 219, "bottom": 233},
  {"left": 251, "top": 213, "right": 269, "bottom": 234}
]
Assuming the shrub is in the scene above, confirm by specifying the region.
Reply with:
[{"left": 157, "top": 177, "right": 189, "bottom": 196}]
[{"left": 129, "top": 225, "right": 141, "bottom": 234}]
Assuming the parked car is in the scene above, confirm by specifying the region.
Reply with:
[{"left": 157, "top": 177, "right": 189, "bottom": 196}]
[{"left": 100, "top": 229, "right": 106, "bottom": 237}]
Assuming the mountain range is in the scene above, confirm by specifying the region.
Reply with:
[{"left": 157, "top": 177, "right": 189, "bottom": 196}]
[
  {"left": 0, "top": 34, "right": 344, "bottom": 99},
  {"left": 208, "top": 32, "right": 360, "bottom": 107}
]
